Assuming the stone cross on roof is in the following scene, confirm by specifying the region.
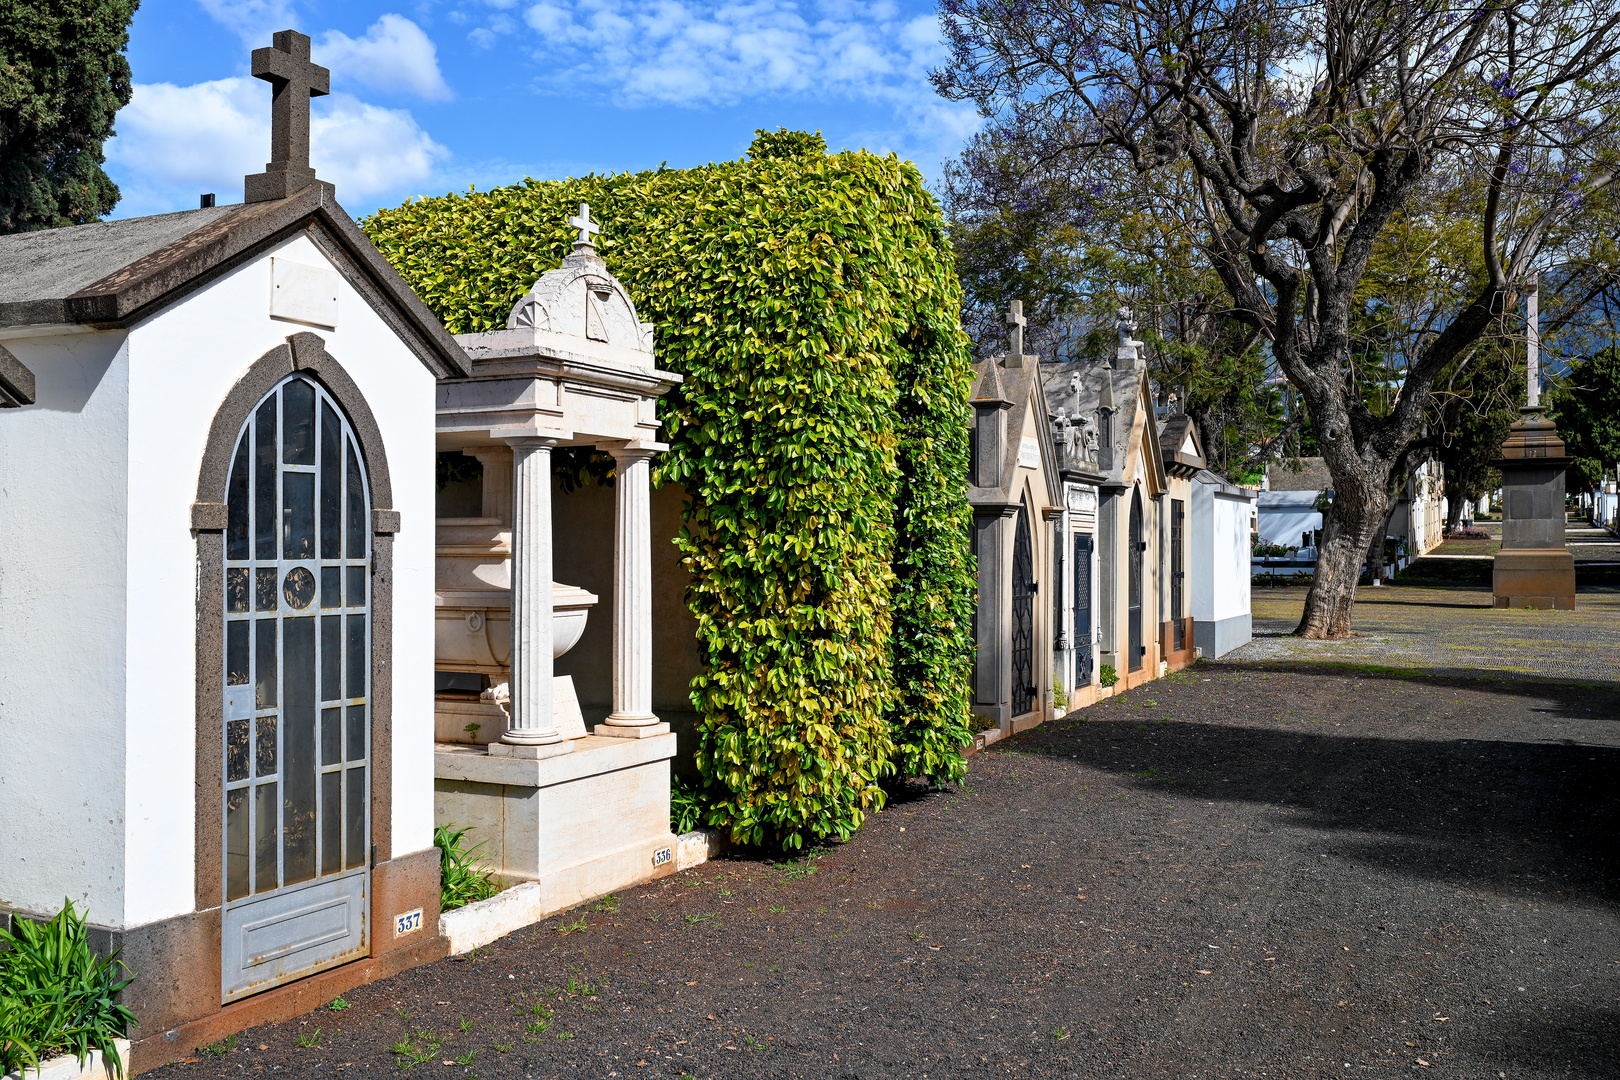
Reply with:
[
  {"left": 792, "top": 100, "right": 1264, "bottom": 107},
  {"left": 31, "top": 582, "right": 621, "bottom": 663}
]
[
  {"left": 568, "top": 203, "right": 601, "bottom": 254},
  {"left": 245, "top": 30, "right": 330, "bottom": 204},
  {"left": 1005, "top": 298, "right": 1027, "bottom": 359}
]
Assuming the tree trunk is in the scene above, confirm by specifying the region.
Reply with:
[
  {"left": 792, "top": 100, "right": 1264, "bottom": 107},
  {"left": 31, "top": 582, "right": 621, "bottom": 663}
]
[
  {"left": 1363, "top": 502, "right": 1398, "bottom": 585},
  {"left": 1295, "top": 468, "right": 1389, "bottom": 638},
  {"left": 1443, "top": 488, "right": 1466, "bottom": 535}
]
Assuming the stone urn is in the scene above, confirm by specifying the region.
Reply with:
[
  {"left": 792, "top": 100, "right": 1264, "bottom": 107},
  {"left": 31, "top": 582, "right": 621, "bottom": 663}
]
[{"left": 434, "top": 517, "right": 597, "bottom": 673}]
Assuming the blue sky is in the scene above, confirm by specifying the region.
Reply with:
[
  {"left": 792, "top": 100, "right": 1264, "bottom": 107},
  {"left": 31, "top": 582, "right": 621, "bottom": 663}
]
[{"left": 105, "top": 0, "right": 980, "bottom": 220}]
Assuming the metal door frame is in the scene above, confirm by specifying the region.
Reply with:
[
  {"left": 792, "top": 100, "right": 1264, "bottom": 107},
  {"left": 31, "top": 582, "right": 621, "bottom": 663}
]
[
  {"left": 1128, "top": 489, "right": 1143, "bottom": 671},
  {"left": 1171, "top": 498, "right": 1185, "bottom": 651},
  {"left": 1010, "top": 500, "right": 1036, "bottom": 716},
  {"left": 221, "top": 374, "right": 372, "bottom": 1002},
  {"left": 1072, "top": 532, "right": 1092, "bottom": 684}
]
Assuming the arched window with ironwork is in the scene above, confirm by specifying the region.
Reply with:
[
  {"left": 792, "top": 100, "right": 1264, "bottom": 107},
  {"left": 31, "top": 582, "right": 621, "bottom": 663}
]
[
  {"left": 1010, "top": 497, "right": 1036, "bottom": 716},
  {"left": 220, "top": 374, "right": 372, "bottom": 999}
]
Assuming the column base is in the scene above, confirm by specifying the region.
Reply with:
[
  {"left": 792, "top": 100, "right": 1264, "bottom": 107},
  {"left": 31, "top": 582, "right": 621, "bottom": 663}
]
[
  {"left": 594, "top": 721, "right": 670, "bottom": 739},
  {"left": 1492, "top": 548, "right": 1576, "bottom": 610},
  {"left": 489, "top": 739, "right": 574, "bottom": 759}
]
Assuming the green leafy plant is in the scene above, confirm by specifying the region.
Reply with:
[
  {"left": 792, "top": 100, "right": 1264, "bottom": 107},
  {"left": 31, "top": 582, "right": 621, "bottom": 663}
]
[
  {"left": 434, "top": 824, "right": 500, "bottom": 912},
  {"left": 670, "top": 774, "right": 705, "bottom": 835},
  {"left": 0, "top": 899, "right": 136, "bottom": 1076},
  {"left": 966, "top": 713, "right": 997, "bottom": 735},
  {"left": 297, "top": 1027, "right": 323, "bottom": 1048},
  {"left": 198, "top": 1035, "right": 236, "bottom": 1058},
  {"left": 1099, "top": 664, "right": 1120, "bottom": 688},
  {"left": 364, "top": 130, "right": 977, "bottom": 849},
  {"left": 1052, "top": 677, "right": 1068, "bottom": 709},
  {"left": 327, "top": 996, "right": 349, "bottom": 1011}
]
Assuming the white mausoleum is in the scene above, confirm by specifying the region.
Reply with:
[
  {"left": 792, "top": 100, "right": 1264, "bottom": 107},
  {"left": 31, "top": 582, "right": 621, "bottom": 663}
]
[{"left": 0, "top": 30, "right": 460, "bottom": 1070}]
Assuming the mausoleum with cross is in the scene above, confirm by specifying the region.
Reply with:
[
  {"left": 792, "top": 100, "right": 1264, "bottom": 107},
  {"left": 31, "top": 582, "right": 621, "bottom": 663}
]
[{"left": 0, "top": 29, "right": 686, "bottom": 1070}]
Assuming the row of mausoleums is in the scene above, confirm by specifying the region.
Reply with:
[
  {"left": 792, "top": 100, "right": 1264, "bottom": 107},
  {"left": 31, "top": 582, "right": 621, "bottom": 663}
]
[
  {"left": 0, "top": 29, "right": 1250, "bottom": 1073},
  {"left": 964, "top": 306, "right": 1257, "bottom": 746}
]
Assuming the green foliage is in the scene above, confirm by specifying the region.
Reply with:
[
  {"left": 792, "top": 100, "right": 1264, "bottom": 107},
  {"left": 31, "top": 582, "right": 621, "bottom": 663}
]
[
  {"left": 0, "top": 0, "right": 137, "bottom": 232},
  {"left": 364, "top": 140, "right": 976, "bottom": 849},
  {"left": 747, "top": 127, "right": 827, "bottom": 161},
  {"left": 434, "top": 825, "right": 499, "bottom": 911},
  {"left": 1550, "top": 347, "right": 1620, "bottom": 492},
  {"left": 669, "top": 774, "right": 704, "bottom": 835},
  {"left": 1098, "top": 664, "right": 1119, "bottom": 688},
  {"left": 0, "top": 899, "right": 135, "bottom": 1075}
]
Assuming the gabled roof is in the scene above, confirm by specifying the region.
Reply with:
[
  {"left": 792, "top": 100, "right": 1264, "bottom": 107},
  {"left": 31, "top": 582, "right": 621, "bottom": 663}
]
[
  {"left": 969, "top": 355, "right": 1062, "bottom": 510},
  {"left": 1159, "top": 413, "right": 1206, "bottom": 477},
  {"left": 0, "top": 184, "right": 469, "bottom": 379}
]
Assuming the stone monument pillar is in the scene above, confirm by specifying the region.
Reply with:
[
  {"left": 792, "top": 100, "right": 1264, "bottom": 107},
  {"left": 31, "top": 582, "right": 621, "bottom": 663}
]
[
  {"left": 597, "top": 441, "right": 667, "bottom": 736},
  {"left": 1492, "top": 278, "right": 1576, "bottom": 609},
  {"left": 495, "top": 432, "right": 573, "bottom": 753}
]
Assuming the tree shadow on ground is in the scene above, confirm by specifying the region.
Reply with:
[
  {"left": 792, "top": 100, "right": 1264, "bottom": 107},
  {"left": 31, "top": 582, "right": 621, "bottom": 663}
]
[
  {"left": 1212, "top": 658, "right": 1620, "bottom": 694},
  {"left": 1015, "top": 686, "right": 1620, "bottom": 911}
]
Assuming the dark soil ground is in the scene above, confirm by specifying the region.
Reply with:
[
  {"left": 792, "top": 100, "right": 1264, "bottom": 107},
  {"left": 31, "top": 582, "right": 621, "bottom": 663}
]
[{"left": 148, "top": 616, "right": 1620, "bottom": 1079}]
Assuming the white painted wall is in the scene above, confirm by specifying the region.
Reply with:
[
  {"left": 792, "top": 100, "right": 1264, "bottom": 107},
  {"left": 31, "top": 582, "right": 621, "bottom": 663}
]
[
  {"left": 1210, "top": 494, "right": 1253, "bottom": 621},
  {"left": 116, "top": 232, "right": 439, "bottom": 927},
  {"left": 0, "top": 329, "right": 132, "bottom": 926},
  {"left": 1189, "top": 477, "right": 1255, "bottom": 655},
  {"left": 1257, "top": 490, "right": 1321, "bottom": 551}
]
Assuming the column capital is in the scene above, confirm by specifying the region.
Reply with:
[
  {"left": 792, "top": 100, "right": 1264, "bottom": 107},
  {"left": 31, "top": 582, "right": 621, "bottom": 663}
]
[
  {"left": 596, "top": 439, "right": 668, "bottom": 460},
  {"left": 492, "top": 425, "right": 572, "bottom": 447}
]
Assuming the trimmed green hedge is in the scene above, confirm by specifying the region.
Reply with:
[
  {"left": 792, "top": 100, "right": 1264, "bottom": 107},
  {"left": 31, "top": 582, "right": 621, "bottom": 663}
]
[{"left": 364, "top": 132, "right": 975, "bottom": 847}]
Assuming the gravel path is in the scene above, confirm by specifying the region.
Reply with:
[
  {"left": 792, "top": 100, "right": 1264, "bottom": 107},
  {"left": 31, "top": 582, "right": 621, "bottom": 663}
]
[
  {"left": 146, "top": 591, "right": 1620, "bottom": 1080},
  {"left": 1235, "top": 586, "right": 1620, "bottom": 683}
]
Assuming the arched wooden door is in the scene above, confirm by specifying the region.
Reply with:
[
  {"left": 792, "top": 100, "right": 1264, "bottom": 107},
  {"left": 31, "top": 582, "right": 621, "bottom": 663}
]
[
  {"left": 1128, "top": 489, "right": 1143, "bottom": 671},
  {"left": 221, "top": 375, "right": 372, "bottom": 1001},
  {"left": 1010, "top": 500, "right": 1036, "bottom": 716}
]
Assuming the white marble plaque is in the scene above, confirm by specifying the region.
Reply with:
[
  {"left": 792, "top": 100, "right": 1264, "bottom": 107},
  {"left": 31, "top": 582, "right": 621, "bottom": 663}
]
[
  {"left": 1018, "top": 435, "right": 1041, "bottom": 469},
  {"left": 271, "top": 257, "right": 339, "bottom": 328},
  {"left": 1066, "top": 484, "right": 1096, "bottom": 512}
]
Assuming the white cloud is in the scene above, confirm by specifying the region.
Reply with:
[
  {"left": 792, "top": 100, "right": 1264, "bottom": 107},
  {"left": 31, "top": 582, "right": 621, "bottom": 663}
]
[
  {"left": 195, "top": 0, "right": 298, "bottom": 45},
  {"left": 106, "top": 77, "right": 448, "bottom": 216},
  {"left": 316, "top": 15, "right": 452, "bottom": 100},
  {"left": 518, "top": 0, "right": 948, "bottom": 109}
]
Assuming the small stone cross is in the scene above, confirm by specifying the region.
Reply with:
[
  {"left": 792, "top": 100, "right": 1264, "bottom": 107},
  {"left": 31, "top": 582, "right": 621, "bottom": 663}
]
[
  {"left": 245, "top": 30, "right": 330, "bottom": 202},
  {"left": 568, "top": 203, "right": 601, "bottom": 250},
  {"left": 1005, "top": 299, "right": 1027, "bottom": 358}
]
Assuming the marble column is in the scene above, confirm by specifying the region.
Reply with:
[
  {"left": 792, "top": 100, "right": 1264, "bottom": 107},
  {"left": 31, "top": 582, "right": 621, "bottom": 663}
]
[
  {"left": 497, "top": 434, "right": 570, "bottom": 754},
  {"left": 598, "top": 442, "right": 667, "bottom": 736}
]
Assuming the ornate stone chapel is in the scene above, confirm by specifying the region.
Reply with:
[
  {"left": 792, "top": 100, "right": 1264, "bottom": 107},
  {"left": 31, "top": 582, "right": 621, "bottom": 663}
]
[{"left": 0, "top": 31, "right": 684, "bottom": 1070}]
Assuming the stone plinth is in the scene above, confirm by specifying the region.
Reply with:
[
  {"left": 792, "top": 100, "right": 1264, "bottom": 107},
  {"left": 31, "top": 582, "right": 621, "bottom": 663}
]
[
  {"left": 1492, "top": 408, "right": 1575, "bottom": 610},
  {"left": 433, "top": 731, "right": 676, "bottom": 901},
  {"left": 1492, "top": 549, "right": 1576, "bottom": 610}
]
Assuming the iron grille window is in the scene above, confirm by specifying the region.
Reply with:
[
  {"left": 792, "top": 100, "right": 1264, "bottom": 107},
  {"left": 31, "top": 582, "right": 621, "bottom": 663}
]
[
  {"left": 1010, "top": 501, "right": 1036, "bottom": 716},
  {"left": 223, "top": 376, "right": 371, "bottom": 901}
]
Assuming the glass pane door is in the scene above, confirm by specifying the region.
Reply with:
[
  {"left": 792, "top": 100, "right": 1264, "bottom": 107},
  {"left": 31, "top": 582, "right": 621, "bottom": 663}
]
[{"left": 221, "top": 375, "right": 371, "bottom": 1001}]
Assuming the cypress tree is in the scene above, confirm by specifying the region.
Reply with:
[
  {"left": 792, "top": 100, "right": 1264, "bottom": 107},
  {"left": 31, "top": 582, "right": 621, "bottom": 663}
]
[{"left": 0, "top": 0, "right": 137, "bottom": 233}]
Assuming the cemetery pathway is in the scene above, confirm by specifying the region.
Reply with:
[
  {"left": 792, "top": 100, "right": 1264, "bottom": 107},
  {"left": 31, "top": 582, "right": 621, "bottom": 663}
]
[
  {"left": 1238, "top": 584, "right": 1620, "bottom": 683},
  {"left": 150, "top": 591, "right": 1619, "bottom": 1080}
]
